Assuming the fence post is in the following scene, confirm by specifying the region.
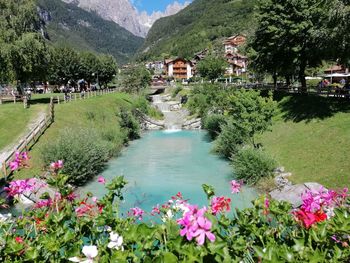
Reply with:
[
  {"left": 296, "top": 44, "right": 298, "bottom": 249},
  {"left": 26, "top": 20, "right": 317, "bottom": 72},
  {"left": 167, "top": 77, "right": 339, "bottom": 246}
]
[
  {"left": 50, "top": 97, "right": 55, "bottom": 122},
  {"left": 57, "top": 96, "right": 60, "bottom": 104},
  {"left": 2, "top": 162, "right": 7, "bottom": 178},
  {"left": 23, "top": 96, "right": 28, "bottom": 109}
]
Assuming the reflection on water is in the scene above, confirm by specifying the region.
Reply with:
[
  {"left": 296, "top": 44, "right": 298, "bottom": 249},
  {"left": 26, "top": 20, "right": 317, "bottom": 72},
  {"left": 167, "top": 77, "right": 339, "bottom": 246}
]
[{"left": 79, "top": 130, "right": 257, "bottom": 215}]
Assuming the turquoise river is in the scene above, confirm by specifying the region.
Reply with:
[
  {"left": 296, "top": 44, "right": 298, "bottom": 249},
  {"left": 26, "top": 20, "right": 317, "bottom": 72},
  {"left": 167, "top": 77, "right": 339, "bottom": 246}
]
[{"left": 80, "top": 130, "right": 257, "bottom": 215}]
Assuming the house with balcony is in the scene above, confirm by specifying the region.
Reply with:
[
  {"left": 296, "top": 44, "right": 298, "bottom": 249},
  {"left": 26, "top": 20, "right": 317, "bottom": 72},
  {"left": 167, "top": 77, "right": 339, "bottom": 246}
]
[
  {"left": 223, "top": 34, "right": 246, "bottom": 54},
  {"left": 223, "top": 35, "right": 248, "bottom": 75},
  {"left": 164, "top": 58, "right": 194, "bottom": 80}
]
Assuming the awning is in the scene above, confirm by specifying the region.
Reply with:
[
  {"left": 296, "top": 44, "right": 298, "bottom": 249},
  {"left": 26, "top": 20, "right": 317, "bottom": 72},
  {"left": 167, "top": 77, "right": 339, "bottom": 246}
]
[{"left": 323, "top": 73, "right": 350, "bottom": 78}]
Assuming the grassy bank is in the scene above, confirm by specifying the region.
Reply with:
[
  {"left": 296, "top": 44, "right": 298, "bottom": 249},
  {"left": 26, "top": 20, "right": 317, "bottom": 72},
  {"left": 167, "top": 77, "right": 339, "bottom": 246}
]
[
  {"left": 0, "top": 103, "right": 46, "bottom": 150},
  {"left": 14, "top": 93, "right": 142, "bottom": 179},
  {"left": 260, "top": 93, "right": 350, "bottom": 189}
]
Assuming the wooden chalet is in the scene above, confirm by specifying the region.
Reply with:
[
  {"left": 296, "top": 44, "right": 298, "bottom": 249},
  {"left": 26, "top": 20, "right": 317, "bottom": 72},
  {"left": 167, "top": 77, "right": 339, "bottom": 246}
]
[
  {"left": 223, "top": 34, "right": 246, "bottom": 54},
  {"left": 164, "top": 58, "right": 194, "bottom": 80}
]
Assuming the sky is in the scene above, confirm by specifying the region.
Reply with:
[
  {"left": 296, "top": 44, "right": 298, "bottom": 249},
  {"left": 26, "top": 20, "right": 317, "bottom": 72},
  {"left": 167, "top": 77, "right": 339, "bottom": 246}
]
[{"left": 131, "top": 0, "right": 191, "bottom": 14}]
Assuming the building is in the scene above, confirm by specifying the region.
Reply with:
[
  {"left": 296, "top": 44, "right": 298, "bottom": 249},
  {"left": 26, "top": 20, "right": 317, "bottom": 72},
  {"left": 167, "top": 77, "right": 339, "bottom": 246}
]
[
  {"left": 226, "top": 53, "right": 248, "bottom": 75},
  {"left": 223, "top": 34, "right": 248, "bottom": 75},
  {"left": 223, "top": 34, "right": 247, "bottom": 54},
  {"left": 145, "top": 61, "right": 164, "bottom": 74},
  {"left": 164, "top": 58, "right": 194, "bottom": 80},
  {"left": 324, "top": 65, "right": 348, "bottom": 75}
]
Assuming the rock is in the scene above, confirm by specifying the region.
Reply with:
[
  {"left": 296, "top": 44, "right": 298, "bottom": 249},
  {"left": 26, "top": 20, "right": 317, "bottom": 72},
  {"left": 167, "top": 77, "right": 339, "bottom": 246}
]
[
  {"left": 0, "top": 213, "right": 12, "bottom": 223},
  {"left": 270, "top": 184, "right": 308, "bottom": 207},
  {"left": 274, "top": 166, "right": 285, "bottom": 173},
  {"left": 274, "top": 175, "right": 292, "bottom": 189},
  {"left": 304, "top": 182, "right": 325, "bottom": 191}
]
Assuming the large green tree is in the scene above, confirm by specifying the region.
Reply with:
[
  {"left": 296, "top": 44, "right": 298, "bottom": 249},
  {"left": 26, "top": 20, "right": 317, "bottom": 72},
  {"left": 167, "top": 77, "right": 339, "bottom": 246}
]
[
  {"left": 250, "top": 0, "right": 335, "bottom": 89},
  {"left": 197, "top": 56, "right": 227, "bottom": 82},
  {"left": 98, "top": 55, "right": 118, "bottom": 88},
  {"left": 49, "top": 47, "right": 81, "bottom": 84}
]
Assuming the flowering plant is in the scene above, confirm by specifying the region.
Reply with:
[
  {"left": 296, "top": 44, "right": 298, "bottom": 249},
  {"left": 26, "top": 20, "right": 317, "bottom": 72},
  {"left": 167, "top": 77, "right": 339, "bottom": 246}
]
[{"left": 0, "top": 160, "right": 349, "bottom": 262}]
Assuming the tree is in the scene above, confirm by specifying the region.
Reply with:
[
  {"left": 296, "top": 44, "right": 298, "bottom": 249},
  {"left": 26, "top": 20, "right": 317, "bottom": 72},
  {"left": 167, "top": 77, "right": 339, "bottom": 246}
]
[
  {"left": 197, "top": 56, "right": 227, "bottom": 82},
  {"left": 8, "top": 33, "right": 50, "bottom": 84},
  {"left": 121, "top": 65, "right": 151, "bottom": 93},
  {"left": 78, "top": 52, "right": 101, "bottom": 86},
  {"left": 227, "top": 89, "right": 277, "bottom": 147},
  {"left": 250, "top": 0, "right": 335, "bottom": 89},
  {"left": 49, "top": 47, "right": 81, "bottom": 85},
  {"left": 98, "top": 55, "right": 118, "bottom": 87}
]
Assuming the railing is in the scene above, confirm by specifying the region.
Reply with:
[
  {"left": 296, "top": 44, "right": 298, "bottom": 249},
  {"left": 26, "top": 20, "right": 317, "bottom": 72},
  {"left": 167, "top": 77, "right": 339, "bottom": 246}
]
[
  {"left": 1, "top": 98, "right": 54, "bottom": 179},
  {"left": 0, "top": 88, "right": 118, "bottom": 179}
]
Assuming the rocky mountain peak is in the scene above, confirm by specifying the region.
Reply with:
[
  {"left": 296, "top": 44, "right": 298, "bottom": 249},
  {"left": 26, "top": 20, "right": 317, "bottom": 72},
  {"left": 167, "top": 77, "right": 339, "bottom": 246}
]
[{"left": 62, "top": 0, "right": 189, "bottom": 37}]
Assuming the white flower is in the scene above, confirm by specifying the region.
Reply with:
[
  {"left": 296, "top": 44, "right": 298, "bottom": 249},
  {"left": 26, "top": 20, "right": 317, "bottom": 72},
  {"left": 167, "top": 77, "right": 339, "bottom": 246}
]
[
  {"left": 107, "top": 232, "right": 124, "bottom": 251},
  {"left": 82, "top": 245, "right": 98, "bottom": 259},
  {"left": 161, "top": 210, "right": 174, "bottom": 222},
  {"left": 69, "top": 245, "right": 98, "bottom": 263}
]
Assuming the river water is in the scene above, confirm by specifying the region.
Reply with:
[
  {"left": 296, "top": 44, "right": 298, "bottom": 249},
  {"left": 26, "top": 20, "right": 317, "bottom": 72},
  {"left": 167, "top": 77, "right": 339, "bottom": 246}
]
[{"left": 80, "top": 130, "right": 257, "bottom": 215}]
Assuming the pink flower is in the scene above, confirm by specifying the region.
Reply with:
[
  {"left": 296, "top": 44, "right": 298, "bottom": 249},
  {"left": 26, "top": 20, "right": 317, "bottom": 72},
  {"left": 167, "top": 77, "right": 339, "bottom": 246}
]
[
  {"left": 5, "top": 179, "right": 36, "bottom": 197},
  {"left": 9, "top": 161, "right": 19, "bottom": 171},
  {"left": 264, "top": 197, "right": 270, "bottom": 209},
  {"left": 66, "top": 192, "right": 78, "bottom": 202},
  {"left": 50, "top": 160, "right": 63, "bottom": 170},
  {"left": 230, "top": 180, "right": 242, "bottom": 194},
  {"left": 211, "top": 196, "right": 231, "bottom": 215},
  {"left": 97, "top": 176, "right": 106, "bottom": 184},
  {"left": 34, "top": 199, "right": 52, "bottom": 209},
  {"left": 129, "top": 207, "right": 145, "bottom": 220},
  {"left": 193, "top": 216, "right": 216, "bottom": 245},
  {"left": 21, "top": 152, "right": 30, "bottom": 161},
  {"left": 151, "top": 205, "right": 160, "bottom": 216},
  {"left": 177, "top": 204, "right": 216, "bottom": 246},
  {"left": 92, "top": 197, "right": 98, "bottom": 203}
]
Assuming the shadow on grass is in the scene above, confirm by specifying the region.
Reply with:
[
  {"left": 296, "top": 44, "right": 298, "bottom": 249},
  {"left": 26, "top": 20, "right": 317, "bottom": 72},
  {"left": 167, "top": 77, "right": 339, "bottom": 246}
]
[
  {"left": 273, "top": 92, "right": 350, "bottom": 123},
  {"left": 29, "top": 97, "right": 53, "bottom": 105}
]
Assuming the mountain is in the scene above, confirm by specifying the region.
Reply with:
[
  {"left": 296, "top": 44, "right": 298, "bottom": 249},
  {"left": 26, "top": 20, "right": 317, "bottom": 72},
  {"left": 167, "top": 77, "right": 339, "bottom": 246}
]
[
  {"left": 38, "top": 0, "right": 144, "bottom": 64},
  {"left": 138, "top": 1, "right": 191, "bottom": 34},
  {"left": 61, "top": 0, "right": 189, "bottom": 37},
  {"left": 139, "top": 0, "right": 257, "bottom": 61}
]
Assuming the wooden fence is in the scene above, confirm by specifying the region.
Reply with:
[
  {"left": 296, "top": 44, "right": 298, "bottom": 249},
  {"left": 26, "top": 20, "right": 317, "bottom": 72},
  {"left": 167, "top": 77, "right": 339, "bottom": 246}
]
[
  {"left": 0, "top": 88, "right": 118, "bottom": 179},
  {"left": 1, "top": 98, "right": 54, "bottom": 178}
]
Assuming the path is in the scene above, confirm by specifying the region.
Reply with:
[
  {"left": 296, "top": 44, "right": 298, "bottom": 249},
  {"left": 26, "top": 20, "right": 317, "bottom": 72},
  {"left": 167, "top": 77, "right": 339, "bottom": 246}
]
[{"left": 0, "top": 109, "right": 46, "bottom": 166}]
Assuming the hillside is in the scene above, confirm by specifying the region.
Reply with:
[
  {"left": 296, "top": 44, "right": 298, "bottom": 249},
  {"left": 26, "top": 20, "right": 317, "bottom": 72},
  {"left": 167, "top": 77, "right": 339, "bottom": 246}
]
[
  {"left": 138, "top": 0, "right": 257, "bottom": 61},
  {"left": 38, "top": 0, "right": 144, "bottom": 64}
]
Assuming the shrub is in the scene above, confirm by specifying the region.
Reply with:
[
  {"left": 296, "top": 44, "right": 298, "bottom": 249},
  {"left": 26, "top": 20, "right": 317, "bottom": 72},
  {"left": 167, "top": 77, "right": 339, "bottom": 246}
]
[
  {"left": 232, "top": 147, "right": 277, "bottom": 184},
  {"left": 41, "top": 128, "right": 111, "bottom": 186},
  {"left": 171, "top": 85, "right": 183, "bottom": 98},
  {"left": 213, "top": 120, "right": 247, "bottom": 158},
  {"left": 203, "top": 114, "right": 227, "bottom": 140},
  {"left": 119, "top": 108, "right": 140, "bottom": 141}
]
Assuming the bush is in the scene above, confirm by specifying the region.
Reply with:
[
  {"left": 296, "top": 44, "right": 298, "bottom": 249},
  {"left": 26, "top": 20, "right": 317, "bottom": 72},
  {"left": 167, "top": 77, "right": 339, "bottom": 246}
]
[
  {"left": 232, "top": 147, "right": 277, "bottom": 184},
  {"left": 119, "top": 108, "right": 140, "bottom": 141},
  {"left": 171, "top": 85, "right": 183, "bottom": 98},
  {"left": 41, "top": 128, "right": 111, "bottom": 186},
  {"left": 213, "top": 120, "right": 247, "bottom": 158},
  {"left": 203, "top": 114, "right": 227, "bottom": 140}
]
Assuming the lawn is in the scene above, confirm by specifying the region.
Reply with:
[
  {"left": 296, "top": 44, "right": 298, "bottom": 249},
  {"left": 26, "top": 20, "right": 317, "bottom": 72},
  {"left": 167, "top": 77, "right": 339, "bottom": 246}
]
[
  {"left": 13, "top": 92, "right": 137, "bottom": 179},
  {"left": 0, "top": 103, "right": 46, "bottom": 150},
  {"left": 260, "top": 93, "right": 350, "bottom": 189}
]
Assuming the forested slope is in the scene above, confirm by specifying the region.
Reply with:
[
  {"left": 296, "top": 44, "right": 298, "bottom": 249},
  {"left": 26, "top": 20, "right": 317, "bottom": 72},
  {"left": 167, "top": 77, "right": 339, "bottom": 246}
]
[
  {"left": 38, "top": 0, "right": 144, "bottom": 64},
  {"left": 138, "top": 0, "right": 257, "bottom": 60}
]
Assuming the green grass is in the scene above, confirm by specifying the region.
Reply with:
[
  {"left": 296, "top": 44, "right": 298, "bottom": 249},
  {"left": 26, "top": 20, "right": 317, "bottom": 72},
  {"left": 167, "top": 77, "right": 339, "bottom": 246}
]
[
  {"left": 13, "top": 93, "right": 137, "bottom": 179},
  {"left": 0, "top": 103, "right": 46, "bottom": 150},
  {"left": 259, "top": 93, "right": 350, "bottom": 189}
]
